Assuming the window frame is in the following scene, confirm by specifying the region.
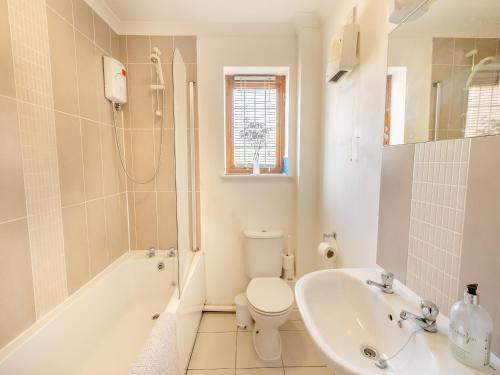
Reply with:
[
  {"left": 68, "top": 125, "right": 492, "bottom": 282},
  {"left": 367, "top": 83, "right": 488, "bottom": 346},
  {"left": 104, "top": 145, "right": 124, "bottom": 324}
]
[{"left": 225, "top": 74, "right": 286, "bottom": 175}]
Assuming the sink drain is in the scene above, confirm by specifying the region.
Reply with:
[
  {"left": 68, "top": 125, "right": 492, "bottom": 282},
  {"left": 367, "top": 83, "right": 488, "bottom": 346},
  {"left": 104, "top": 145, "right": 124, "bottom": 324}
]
[{"left": 360, "top": 345, "right": 379, "bottom": 360}]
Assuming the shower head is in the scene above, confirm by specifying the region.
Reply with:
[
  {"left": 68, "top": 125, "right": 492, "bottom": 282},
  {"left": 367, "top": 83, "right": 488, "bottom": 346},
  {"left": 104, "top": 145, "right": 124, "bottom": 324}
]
[
  {"left": 150, "top": 46, "right": 162, "bottom": 63},
  {"left": 150, "top": 54, "right": 160, "bottom": 64},
  {"left": 150, "top": 47, "right": 165, "bottom": 86}
]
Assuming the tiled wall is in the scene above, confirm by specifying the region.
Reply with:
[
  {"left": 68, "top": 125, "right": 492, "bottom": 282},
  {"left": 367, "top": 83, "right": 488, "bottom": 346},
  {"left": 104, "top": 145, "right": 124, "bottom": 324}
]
[
  {"left": 430, "top": 37, "right": 500, "bottom": 140},
  {"left": 0, "top": 0, "right": 129, "bottom": 348},
  {"left": 378, "top": 135, "right": 500, "bottom": 354},
  {"left": 0, "top": 0, "right": 200, "bottom": 350},
  {"left": 7, "top": 0, "right": 67, "bottom": 318},
  {"left": 120, "top": 35, "right": 199, "bottom": 251},
  {"left": 407, "top": 140, "right": 470, "bottom": 313},
  {"left": 459, "top": 135, "right": 500, "bottom": 355}
]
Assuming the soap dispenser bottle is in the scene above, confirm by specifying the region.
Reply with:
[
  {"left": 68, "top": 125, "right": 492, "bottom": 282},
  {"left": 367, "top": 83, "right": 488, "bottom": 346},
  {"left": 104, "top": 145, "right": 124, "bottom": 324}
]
[{"left": 449, "top": 284, "right": 493, "bottom": 370}]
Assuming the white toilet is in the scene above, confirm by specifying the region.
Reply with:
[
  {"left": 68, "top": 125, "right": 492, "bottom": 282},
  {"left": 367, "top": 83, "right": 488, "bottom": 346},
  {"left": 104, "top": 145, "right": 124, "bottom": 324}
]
[{"left": 244, "top": 230, "right": 294, "bottom": 361}]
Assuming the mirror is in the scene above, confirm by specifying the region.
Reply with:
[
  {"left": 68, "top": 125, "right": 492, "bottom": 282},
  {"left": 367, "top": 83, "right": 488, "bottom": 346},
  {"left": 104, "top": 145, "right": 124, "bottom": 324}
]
[{"left": 384, "top": 0, "right": 500, "bottom": 145}]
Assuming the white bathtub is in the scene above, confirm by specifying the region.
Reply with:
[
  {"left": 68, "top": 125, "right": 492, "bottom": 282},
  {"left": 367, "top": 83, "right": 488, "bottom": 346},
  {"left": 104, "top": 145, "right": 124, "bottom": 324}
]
[{"left": 0, "top": 250, "right": 206, "bottom": 375}]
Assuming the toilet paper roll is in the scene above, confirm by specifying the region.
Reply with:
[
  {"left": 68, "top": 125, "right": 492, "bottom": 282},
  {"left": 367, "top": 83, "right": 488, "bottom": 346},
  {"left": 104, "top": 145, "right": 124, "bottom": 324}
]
[
  {"left": 283, "top": 254, "right": 295, "bottom": 280},
  {"left": 317, "top": 242, "right": 337, "bottom": 260}
]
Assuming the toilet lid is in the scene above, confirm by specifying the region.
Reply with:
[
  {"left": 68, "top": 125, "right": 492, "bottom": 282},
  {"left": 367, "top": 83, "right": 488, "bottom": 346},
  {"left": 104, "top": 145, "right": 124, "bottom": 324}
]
[{"left": 246, "top": 277, "right": 294, "bottom": 314}]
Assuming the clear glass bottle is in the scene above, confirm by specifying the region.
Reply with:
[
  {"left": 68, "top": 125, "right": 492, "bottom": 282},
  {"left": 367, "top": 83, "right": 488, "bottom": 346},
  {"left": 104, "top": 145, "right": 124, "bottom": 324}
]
[{"left": 449, "top": 284, "right": 493, "bottom": 370}]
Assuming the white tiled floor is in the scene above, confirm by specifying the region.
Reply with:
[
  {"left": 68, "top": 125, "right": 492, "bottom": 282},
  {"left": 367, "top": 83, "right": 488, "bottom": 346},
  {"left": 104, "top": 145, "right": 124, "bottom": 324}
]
[{"left": 187, "top": 311, "right": 333, "bottom": 375}]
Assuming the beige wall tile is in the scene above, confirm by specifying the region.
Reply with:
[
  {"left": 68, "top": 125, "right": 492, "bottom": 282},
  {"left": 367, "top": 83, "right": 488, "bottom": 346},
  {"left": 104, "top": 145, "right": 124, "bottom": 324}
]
[
  {"left": 105, "top": 193, "right": 128, "bottom": 261},
  {"left": 82, "top": 120, "right": 103, "bottom": 200},
  {"left": 128, "top": 129, "right": 156, "bottom": 191},
  {"left": 123, "top": 128, "right": 134, "bottom": 192},
  {"left": 73, "top": 0, "right": 94, "bottom": 41},
  {"left": 151, "top": 36, "right": 173, "bottom": 64},
  {"left": 0, "top": 219, "right": 35, "bottom": 348},
  {"left": 154, "top": 63, "right": 174, "bottom": 129},
  {"left": 174, "top": 36, "right": 197, "bottom": 64},
  {"left": 55, "top": 112, "right": 85, "bottom": 207},
  {"left": 453, "top": 38, "right": 475, "bottom": 66},
  {"left": 123, "top": 126, "right": 133, "bottom": 171},
  {"left": 154, "top": 129, "right": 176, "bottom": 191},
  {"left": 127, "top": 64, "right": 154, "bottom": 129},
  {"left": 47, "top": 8, "right": 79, "bottom": 115},
  {"left": 449, "top": 65, "right": 469, "bottom": 130},
  {"left": 157, "top": 192, "right": 177, "bottom": 249},
  {"left": 133, "top": 191, "right": 158, "bottom": 250},
  {"left": 119, "top": 193, "right": 130, "bottom": 251},
  {"left": 0, "top": 96, "right": 26, "bottom": 222},
  {"left": 46, "top": 0, "right": 73, "bottom": 24},
  {"left": 460, "top": 135, "right": 500, "bottom": 355},
  {"left": 101, "top": 126, "right": 125, "bottom": 195},
  {"left": 377, "top": 144, "right": 414, "bottom": 282},
  {"left": 93, "top": 12, "right": 110, "bottom": 53},
  {"left": 118, "top": 35, "right": 127, "bottom": 64},
  {"left": 128, "top": 192, "right": 137, "bottom": 249},
  {"left": 432, "top": 37, "right": 454, "bottom": 65},
  {"left": 475, "top": 38, "right": 497, "bottom": 62},
  {"left": 7, "top": 1, "right": 68, "bottom": 317},
  {"left": 110, "top": 29, "right": 120, "bottom": 60},
  {"left": 75, "top": 32, "right": 99, "bottom": 121},
  {"left": 62, "top": 204, "right": 90, "bottom": 294},
  {"left": 0, "top": 0, "right": 16, "bottom": 98},
  {"left": 86, "top": 198, "right": 108, "bottom": 276},
  {"left": 126, "top": 35, "right": 150, "bottom": 63},
  {"left": 186, "top": 62, "right": 198, "bottom": 83},
  {"left": 431, "top": 65, "right": 452, "bottom": 134},
  {"left": 95, "top": 49, "right": 113, "bottom": 125}
]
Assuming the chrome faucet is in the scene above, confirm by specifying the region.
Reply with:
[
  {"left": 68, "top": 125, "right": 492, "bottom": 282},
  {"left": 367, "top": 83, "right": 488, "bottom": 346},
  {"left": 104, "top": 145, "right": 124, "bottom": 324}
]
[
  {"left": 366, "top": 271, "right": 394, "bottom": 294},
  {"left": 400, "top": 300, "right": 439, "bottom": 333},
  {"left": 147, "top": 247, "right": 156, "bottom": 258}
]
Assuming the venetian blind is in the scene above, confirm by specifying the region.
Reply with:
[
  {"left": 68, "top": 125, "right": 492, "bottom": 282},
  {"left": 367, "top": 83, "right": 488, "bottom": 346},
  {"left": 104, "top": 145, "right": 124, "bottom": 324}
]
[
  {"left": 464, "top": 70, "right": 500, "bottom": 137},
  {"left": 226, "top": 75, "right": 285, "bottom": 172}
]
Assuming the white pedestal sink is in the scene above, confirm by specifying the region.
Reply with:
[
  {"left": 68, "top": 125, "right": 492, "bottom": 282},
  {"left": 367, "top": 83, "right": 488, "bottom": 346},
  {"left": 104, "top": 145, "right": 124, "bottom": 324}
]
[{"left": 295, "top": 268, "right": 499, "bottom": 375}]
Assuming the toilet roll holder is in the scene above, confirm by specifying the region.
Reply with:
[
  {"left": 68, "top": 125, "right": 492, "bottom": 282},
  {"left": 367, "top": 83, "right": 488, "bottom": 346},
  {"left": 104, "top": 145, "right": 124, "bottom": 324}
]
[{"left": 323, "top": 232, "right": 337, "bottom": 241}]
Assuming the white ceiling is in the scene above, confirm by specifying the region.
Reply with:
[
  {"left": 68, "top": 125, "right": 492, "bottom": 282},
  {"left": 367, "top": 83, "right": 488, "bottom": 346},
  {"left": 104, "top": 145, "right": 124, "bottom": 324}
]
[
  {"left": 395, "top": 0, "right": 500, "bottom": 37},
  {"left": 102, "top": 0, "right": 333, "bottom": 25}
]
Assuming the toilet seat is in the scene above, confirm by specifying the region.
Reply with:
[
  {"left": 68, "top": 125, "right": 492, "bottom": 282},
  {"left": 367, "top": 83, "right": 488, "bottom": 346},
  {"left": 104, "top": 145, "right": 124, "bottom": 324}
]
[{"left": 246, "top": 277, "right": 294, "bottom": 315}]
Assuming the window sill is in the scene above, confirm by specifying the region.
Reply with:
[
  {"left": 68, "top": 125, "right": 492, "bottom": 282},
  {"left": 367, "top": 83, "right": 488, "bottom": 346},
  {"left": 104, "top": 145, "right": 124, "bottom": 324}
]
[{"left": 220, "top": 174, "right": 294, "bottom": 180}]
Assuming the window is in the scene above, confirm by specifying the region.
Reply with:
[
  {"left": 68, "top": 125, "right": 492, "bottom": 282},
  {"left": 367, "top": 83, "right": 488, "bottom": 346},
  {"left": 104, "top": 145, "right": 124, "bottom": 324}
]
[
  {"left": 225, "top": 74, "right": 286, "bottom": 174},
  {"left": 464, "top": 84, "right": 500, "bottom": 137}
]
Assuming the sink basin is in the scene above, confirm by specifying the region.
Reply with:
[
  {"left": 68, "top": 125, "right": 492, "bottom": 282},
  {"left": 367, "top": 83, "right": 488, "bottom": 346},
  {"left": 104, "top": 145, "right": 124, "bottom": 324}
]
[{"left": 295, "top": 268, "right": 499, "bottom": 375}]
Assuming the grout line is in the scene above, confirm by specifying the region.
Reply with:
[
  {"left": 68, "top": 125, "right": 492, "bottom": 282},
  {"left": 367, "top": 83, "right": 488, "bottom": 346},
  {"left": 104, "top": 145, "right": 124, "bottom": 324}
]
[
  {"left": 0, "top": 216, "right": 28, "bottom": 226},
  {"left": 95, "top": 36, "right": 110, "bottom": 264},
  {"left": 234, "top": 323, "right": 238, "bottom": 370},
  {"left": 72, "top": 15, "right": 93, "bottom": 283},
  {"left": 149, "top": 45, "right": 160, "bottom": 249},
  {"left": 45, "top": 2, "right": 70, "bottom": 300}
]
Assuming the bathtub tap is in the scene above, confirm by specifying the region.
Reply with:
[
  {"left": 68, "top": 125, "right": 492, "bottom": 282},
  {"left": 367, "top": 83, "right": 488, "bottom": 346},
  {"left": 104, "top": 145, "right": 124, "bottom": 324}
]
[{"left": 147, "top": 247, "right": 156, "bottom": 258}]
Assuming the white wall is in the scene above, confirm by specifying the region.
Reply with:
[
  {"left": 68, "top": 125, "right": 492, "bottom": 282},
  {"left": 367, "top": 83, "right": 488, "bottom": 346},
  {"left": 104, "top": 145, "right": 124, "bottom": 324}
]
[
  {"left": 387, "top": 66, "right": 407, "bottom": 144},
  {"left": 197, "top": 34, "right": 298, "bottom": 305},
  {"left": 294, "top": 16, "right": 324, "bottom": 277},
  {"left": 317, "top": 0, "right": 389, "bottom": 268},
  {"left": 388, "top": 35, "right": 433, "bottom": 144}
]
